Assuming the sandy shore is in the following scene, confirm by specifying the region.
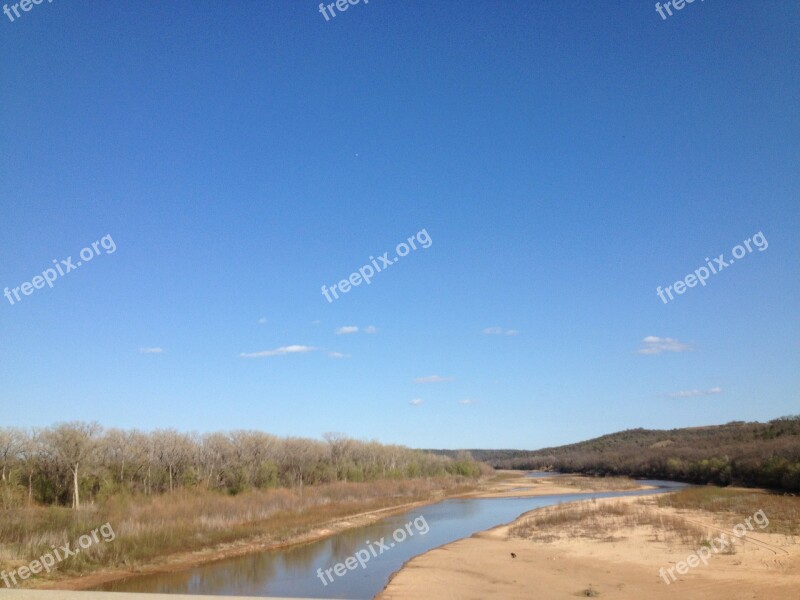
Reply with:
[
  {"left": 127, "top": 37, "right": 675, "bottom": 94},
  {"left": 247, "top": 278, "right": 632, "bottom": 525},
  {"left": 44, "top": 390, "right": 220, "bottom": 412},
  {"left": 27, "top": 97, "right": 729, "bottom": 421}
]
[
  {"left": 461, "top": 470, "right": 653, "bottom": 498},
  {"left": 378, "top": 484, "right": 800, "bottom": 600},
  {"left": 41, "top": 471, "right": 635, "bottom": 591}
]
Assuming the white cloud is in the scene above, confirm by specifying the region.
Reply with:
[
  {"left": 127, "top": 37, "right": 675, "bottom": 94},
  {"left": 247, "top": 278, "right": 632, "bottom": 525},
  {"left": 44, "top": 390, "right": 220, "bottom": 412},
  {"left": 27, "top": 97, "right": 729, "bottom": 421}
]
[
  {"left": 328, "top": 351, "right": 351, "bottom": 359},
  {"left": 409, "top": 398, "right": 424, "bottom": 406},
  {"left": 413, "top": 375, "right": 455, "bottom": 384},
  {"left": 257, "top": 317, "right": 268, "bottom": 325},
  {"left": 139, "top": 347, "right": 164, "bottom": 354},
  {"left": 637, "top": 336, "right": 692, "bottom": 355},
  {"left": 667, "top": 387, "right": 722, "bottom": 398},
  {"left": 458, "top": 399, "right": 478, "bottom": 405},
  {"left": 240, "top": 345, "right": 316, "bottom": 358},
  {"left": 483, "top": 327, "right": 519, "bottom": 336},
  {"left": 335, "top": 325, "right": 376, "bottom": 335},
  {"left": 336, "top": 326, "right": 359, "bottom": 335}
]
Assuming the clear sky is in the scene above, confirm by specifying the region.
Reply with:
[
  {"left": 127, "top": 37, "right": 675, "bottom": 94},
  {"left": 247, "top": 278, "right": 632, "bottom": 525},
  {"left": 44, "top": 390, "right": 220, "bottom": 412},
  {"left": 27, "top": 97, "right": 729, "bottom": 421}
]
[{"left": 1, "top": 1, "right": 798, "bottom": 449}]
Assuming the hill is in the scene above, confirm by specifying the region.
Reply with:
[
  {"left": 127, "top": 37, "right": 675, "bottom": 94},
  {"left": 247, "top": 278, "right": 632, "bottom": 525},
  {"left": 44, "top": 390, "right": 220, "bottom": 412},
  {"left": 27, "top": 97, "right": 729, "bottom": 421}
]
[{"left": 430, "top": 416, "right": 800, "bottom": 492}]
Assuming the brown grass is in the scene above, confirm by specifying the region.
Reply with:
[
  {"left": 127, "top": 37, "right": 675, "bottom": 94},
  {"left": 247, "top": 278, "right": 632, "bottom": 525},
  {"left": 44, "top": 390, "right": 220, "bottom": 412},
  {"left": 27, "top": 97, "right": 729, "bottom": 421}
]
[
  {"left": 508, "top": 498, "right": 706, "bottom": 545},
  {"left": 0, "top": 477, "right": 478, "bottom": 583},
  {"left": 656, "top": 486, "right": 800, "bottom": 535},
  {"left": 553, "top": 476, "right": 643, "bottom": 491},
  {"left": 509, "top": 487, "right": 800, "bottom": 556}
]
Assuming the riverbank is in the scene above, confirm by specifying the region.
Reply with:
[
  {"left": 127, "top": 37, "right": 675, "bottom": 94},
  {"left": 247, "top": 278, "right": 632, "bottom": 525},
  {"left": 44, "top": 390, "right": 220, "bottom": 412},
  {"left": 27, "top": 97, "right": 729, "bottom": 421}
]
[
  {"left": 6, "top": 477, "right": 475, "bottom": 592},
  {"left": 22, "top": 471, "right": 634, "bottom": 591},
  {"left": 24, "top": 479, "right": 476, "bottom": 590},
  {"left": 378, "top": 485, "right": 800, "bottom": 599}
]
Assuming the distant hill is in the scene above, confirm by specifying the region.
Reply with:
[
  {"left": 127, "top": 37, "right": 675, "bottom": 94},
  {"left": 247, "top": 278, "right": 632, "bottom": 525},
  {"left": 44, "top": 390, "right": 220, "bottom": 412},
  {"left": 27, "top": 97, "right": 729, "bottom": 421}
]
[{"left": 429, "top": 416, "right": 800, "bottom": 492}]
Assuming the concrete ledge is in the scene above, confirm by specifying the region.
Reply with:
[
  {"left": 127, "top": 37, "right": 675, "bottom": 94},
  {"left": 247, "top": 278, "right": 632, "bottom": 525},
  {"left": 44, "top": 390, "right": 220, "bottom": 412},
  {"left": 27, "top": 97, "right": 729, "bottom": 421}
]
[{"left": 0, "top": 591, "right": 328, "bottom": 600}]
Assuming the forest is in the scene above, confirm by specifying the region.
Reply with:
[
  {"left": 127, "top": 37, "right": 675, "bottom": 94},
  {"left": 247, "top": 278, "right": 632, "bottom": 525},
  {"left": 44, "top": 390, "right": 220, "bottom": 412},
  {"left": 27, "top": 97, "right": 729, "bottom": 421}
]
[
  {"left": 433, "top": 416, "right": 800, "bottom": 492},
  {"left": 0, "top": 423, "right": 486, "bottom": 509}
]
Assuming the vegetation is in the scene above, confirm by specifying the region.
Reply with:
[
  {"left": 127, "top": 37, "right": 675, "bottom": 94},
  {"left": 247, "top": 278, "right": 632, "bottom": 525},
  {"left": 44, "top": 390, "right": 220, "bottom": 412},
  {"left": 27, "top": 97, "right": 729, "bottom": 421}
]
[
  {"left": 508, "top": 498, "right": 706, "bottom": 545},
  {"left": 0, "top": 423, "right": 488, "bottom": 509},
  {"left": 0, "top": 423, "right": 490, "bottom": 584},
  {"left": 435, "top": 416, "right": 800, "bottom": 492},
  {"left": 0, "top": 477, "right": 477, "bottom": 578},
  {"left": 510, "top": 487, "right": 800, "bottom": 558},
  {"left": 657, "top": 486, "right": 800, "bottom": 535},
  {"left": 550, "top": 475, "right": 642, "bottom": 491}
]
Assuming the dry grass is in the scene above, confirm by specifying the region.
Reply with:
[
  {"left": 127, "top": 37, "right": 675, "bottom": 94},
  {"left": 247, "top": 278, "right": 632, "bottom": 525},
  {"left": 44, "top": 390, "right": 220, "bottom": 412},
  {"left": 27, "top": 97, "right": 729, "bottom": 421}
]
[
  {"left": 553, "top": 476, "right": 642, "bottom": 491},
  {"left": 0, "top": 477, "right": 478, "bottom": 581},
  {"left": 656, "top": 486, "right": 800, "bottom": 535},
  {"left": 509, "top": 487, "right": 800, "bottom": 556},
  {"left": 508, "top": 498, "right": 706, "bottom": 545}
]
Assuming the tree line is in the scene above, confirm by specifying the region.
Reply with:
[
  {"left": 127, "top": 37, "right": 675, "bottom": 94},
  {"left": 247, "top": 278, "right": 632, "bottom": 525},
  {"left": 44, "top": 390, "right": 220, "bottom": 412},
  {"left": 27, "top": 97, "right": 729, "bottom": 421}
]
[
  {"left": 433, "top": 416, "right": 800, "bottom": 492},
  {"left": 0, "top": 423, "right": 485, "bottom": 509}
]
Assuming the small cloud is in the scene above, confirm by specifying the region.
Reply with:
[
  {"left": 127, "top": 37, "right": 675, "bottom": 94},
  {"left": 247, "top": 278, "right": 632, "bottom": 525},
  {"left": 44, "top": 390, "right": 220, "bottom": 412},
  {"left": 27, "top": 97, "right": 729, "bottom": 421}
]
[
  {"left": 667, "top": 387, "right": 722, "bottom": 398},
  {"left": 638, "top": 336, "right": 692, "bottom": 355},
  {"left": 311, "top": 320, "right": 322, "bottom": 325},
  {"left": 364, "top": 325, "right": 377, "bottom": 334},
  {"left": 336, "top": 326, "right": 359, "bottom": 335},
  {"left": 139, "top": 347, "right": 164, "bottom": 354},
  {"left": 257, "top": 317, "right": 268, "bottom": 325},
  {"left": 409, "top": 398, "right": 424, "bottom": 406},
  {"left": 458, "top": 399, "right": 478, "bottom": 405},
  {"left": 483, "top": 327, "right": 518, "bottom": 336},
  {"left": 413, "top": 375, "right": 455, "bottom": 384},
  {"left": 328, "top": 352, "right": 351, "bottom": 359},
  {"left": 240, "top": 345, "right": 316, "bottom": 358}
]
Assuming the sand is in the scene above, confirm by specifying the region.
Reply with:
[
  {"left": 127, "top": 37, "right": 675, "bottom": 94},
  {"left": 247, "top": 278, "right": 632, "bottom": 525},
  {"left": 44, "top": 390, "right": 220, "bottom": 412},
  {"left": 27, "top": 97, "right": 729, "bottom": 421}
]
[
  {"left": 378, "top": 485, "right": 800, "bottom": 600},
  {"left": 41, "top": 472, "right": 646, "bottom": 591}
]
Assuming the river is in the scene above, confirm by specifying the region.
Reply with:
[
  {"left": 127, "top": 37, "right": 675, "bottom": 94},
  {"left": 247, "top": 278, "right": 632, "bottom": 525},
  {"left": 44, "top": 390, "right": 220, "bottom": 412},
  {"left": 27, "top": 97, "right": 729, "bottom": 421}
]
[{"left": 94, "top": 476, "right": 685, "bottom": 598}]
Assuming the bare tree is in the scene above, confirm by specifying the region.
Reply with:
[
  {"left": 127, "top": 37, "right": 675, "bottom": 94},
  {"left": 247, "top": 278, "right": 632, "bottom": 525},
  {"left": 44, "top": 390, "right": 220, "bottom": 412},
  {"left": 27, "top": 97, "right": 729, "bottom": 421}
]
[
  {"left": 0, "top": 427, "right": 24, "bottom": 482},
  {"left": 152, "top": 429, "right": 193, "bottom": 492},
  {"left": 324, "top": 432, "right": 353, "bottom": 481},
  {"left": 231, "top": 430, "right": 278, "bottom": 488},
  {"left": 44, "top": 422, "right": 101, "bottom": 509},
  {"left": 200, "top": 432, "right": 234, "bottom": 489},
  {"left": 17, "top": 429, "right": 41, "bottom": 504},
  {"left": 0, "top": 422, "right": 489, "bottom": 505}
]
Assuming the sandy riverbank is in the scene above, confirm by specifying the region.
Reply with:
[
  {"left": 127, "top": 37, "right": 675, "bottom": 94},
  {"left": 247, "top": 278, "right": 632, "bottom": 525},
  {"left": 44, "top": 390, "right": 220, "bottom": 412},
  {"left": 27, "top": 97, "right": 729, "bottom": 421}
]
[
  {"left": 378, "top": 486, "right": 800, "bottom": 600},
  {"left": 36, "top": 496, "right": 450, "bottom": 591},
  {"left": 462, "top": 470, "right": 652, "bottom": 498},
  {"left": 38, "top": 471, "right": 631, "bottom": 591}
]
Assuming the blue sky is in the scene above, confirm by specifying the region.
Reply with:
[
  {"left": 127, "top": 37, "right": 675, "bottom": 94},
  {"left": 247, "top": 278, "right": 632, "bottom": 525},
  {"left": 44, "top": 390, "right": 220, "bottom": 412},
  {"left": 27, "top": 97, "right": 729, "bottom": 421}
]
[{"left": 1, "top": 1, "right": 798, "bottom": 449}]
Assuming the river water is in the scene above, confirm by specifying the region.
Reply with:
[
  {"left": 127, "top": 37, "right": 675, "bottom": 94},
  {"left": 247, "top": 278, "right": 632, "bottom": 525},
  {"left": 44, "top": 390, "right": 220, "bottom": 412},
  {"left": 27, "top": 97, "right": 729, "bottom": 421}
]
[{"left": 94, "top": 476, "right": 685, "bottom": 598}]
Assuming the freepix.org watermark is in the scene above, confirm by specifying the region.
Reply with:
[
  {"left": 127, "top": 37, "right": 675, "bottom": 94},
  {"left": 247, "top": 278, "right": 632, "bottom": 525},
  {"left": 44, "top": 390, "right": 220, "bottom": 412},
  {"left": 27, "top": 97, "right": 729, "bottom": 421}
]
[
  {"left": 316, "top": 515, "right": 429, "bottom": 586},
  {"left": 318, "top": 0, "right": 368, "bottom": 22},
  {"left": 4, "top": 234, "right": 117, "bottom": 307},
  {"left": 321, "top": 229, "right": 432, "bottom": 303},
  {"left": 655, "top": 0, "right": 704, "bottom": 21},
  {"left": 3, "top": 0, "right": 54, "bottom": 24},
  {"left": 659, "top": 509, "right": 768, "bottom": 584},
  {"left": 656, "top": 231, "right": 768, "bottom": 304},
  {"left": 1, "top": 522, "right": 115, "bottom": 587}
]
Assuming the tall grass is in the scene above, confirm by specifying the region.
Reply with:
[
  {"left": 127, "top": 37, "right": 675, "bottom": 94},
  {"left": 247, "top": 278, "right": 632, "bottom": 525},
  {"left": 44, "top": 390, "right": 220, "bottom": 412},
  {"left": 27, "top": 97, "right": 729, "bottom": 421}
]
[
  {"left": 0, "top": 477, "right": 477, "bottom": 579},
  {"left": 657, "top": 487, "right": 800, "bottom": 535},
  {"left": 508, "top": 499, "right": 706, "bottom": 545},
  {"left": 553, "top": 476, "right": 642, "bottom": 491},
  {"left": 509, "top": 487, "right": 800, "bottom": 550}
]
